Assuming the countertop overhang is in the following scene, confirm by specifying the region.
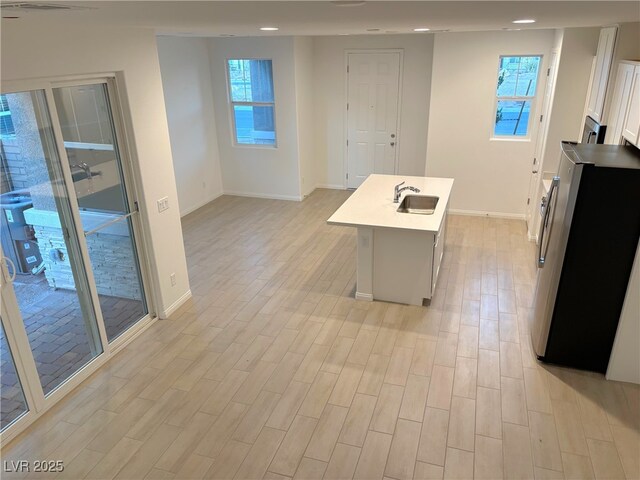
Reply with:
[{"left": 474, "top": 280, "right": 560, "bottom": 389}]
[{"left": 327, "top": 174, "right": 454, "bottom": 233}]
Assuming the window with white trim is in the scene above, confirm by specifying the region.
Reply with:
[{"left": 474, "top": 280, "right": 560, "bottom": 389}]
[
  {"left": 227, "top": 59, "right": 276, "bottom": 146},
  {"left": 494, "top": 55, "right": 542, "bottom": 137}
]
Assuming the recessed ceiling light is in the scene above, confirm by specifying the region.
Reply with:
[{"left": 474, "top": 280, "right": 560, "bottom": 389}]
[
  {"left": 260, "top": 27, "right": 279, "bottom": 31},
  {"left": 512, "top": 19, "right": 536, "bottom": 24},
  {"left": 413, "top": 28, "right": 430, "bottom": 32}
]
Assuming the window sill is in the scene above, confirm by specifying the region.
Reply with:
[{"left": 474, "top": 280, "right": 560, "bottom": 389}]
[
  {"left": 490, "top": 136, "right": 532, "bottom": 143},
  {"left": 233, "top": 143, "right": 278, "bottom": 149}
]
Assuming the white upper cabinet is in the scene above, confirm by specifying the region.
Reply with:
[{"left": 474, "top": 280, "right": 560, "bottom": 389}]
[
  {"left": 605, "top": 62, "right": 636, "bottom": 144},
  {"left": 586, "top": 26, "right": 618, "bottom": 123},
  {"left": 621, "top": 65, "right": 640, "bottom": 146}
]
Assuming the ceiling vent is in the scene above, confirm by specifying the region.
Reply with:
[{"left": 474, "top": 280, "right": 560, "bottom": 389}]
[
  {"left": 330, "top": 1, "right": 367, "bottom": 7},
  {"left": 1, "top": 3, "right": 92, "bottom": 11}
]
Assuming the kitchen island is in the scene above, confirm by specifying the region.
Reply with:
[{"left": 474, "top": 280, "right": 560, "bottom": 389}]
[{"left": 328, "top": 174, "right": 454, "bottom": 305}]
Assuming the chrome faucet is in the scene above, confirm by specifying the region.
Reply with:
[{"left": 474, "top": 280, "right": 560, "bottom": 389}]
[
  {"left": 70, "top": 162, "right": 93, "bottom": 180},
  {"left": 393, "top": 181, "right": 420, "bottom": 203}
]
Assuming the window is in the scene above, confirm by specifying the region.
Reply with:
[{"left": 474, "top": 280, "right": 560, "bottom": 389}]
[
  {"left": 494, "top": 56, "right": 541, "bottom": 137},
  {"left": 0, "top": 94, "right": 16, "bottom": 137},
  {"left": 227, "top": 59, "right": 276, "bottom": 146}
]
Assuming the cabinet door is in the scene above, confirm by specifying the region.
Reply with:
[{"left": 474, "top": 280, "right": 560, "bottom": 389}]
[
  {"left": 605, "top": 62, "right": 636, "bottom": 144},
  {"left": 586, "top": 26, "right": 617, "bottom": 123},
  {"left": 431, "top": 212, "right": 447, "bottom": 295},
  {"left": 622, "top": 66, "right": 640, "bottom": 146}
]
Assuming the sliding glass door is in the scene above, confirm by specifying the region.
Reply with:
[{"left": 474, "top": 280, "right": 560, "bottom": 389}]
[
  {"left": 52, "top": 83, "right": 148, "bottom": 342},
  {"left": 1, "top": 89, "right": 104, "bottom": 397},
  {"left": 0, "top": 320, "right": 29, "bottom": 431},
  {"left": 0, "top": 78, "right": 152, "bottom": 439}
]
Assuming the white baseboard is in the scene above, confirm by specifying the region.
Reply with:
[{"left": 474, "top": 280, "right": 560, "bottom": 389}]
[
  {"left": 316, "top": 183, "right": 346, "bottom": 190},
  {"left": 301, "top": 186, "right": 317, "bottom": 199},
  {"left": 223, "top": 190, "right": 303, "bottom": 202},
  {"left": 160, "top": 289, "right": 192, "bottom": 319},
  {"left": 180, "top": 192, "right": 224, "bottom": 217},
  {"left": 355, "top": 292, "right": 373, "bottom": 302},
  {"left": 449, "top": 209, "right": 526, "bottom": 220}
]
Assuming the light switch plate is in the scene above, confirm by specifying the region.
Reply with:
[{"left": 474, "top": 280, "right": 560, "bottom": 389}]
[{"left": 157, "top": 196, "right": 169, "bottom": 213}]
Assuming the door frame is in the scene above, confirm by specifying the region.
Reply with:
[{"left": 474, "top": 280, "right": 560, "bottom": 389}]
[
  {"left": 1, "top": 260, "right": 44, "bottom": 423},
  {"left": 0, "top": 75, "right": 158, "bottom": 445},
  {"left": 526, "top": 50, "right": 560, "bottom": 241},
  {"left": 343, "top": 49, "right": 404, "bottom": 188}
]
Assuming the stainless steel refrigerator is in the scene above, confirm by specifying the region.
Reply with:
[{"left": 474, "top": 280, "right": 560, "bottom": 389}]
[{"left": 531, "top": 142, "right": 640, "bottom": 373}]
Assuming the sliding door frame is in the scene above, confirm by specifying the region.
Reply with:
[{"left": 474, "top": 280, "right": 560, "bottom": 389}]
[
  {"left": 1, "top": 256, "right": 44, "bottom": 422},
  {"left": 0, "top": 74, "right": 158, "bottom": 445},
  {"left": 47, "top": 76, "right": 156, "bottom": 347}
]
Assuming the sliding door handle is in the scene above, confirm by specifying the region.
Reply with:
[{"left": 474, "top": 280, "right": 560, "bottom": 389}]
[{"left": 1, "top": 256, "right": 17, "bottom": 282}]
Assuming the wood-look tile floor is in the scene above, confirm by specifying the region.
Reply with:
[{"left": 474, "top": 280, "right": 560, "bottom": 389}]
[{"left": 2, "top": 189, "right": 639, "bottom": 480}]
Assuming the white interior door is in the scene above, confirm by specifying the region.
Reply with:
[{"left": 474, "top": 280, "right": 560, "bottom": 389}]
[
  {"left": 526, "top": 52, "right": 557, "bottom": 239},
  {"left": 346, "top": 52, "right": 401, "bottom": 189}
]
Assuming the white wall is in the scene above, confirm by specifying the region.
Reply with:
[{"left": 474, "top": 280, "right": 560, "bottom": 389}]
[
  {"left": 541, "top": 28, "right": 600, "bottom": 175},
  {"left": 1, "top": 23, "right": 190, "bottom": 317},
  {"left": 426, "top": 30, "right": 555, "bottom": 217},
  {"left": 209, "top": 36, "right": 302, "bottom": 200},
  {"left": 294, "top": 37, "right": 317, "bottom": 197},
  {"left": 312, "top": 35, "right": 434, "bottom": 188},
  {"left": 157, "top": 36, "right": 223, "bottom": 217}
]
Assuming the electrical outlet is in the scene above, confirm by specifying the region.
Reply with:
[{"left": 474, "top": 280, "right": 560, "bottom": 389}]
[
  {"left": 170, "top": 273, "right": 176, "bottom": 286},
  {"left": 157, "top": 196, "right": 169, "bottom": 213}
]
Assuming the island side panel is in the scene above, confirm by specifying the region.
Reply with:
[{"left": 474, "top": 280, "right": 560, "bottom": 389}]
[
  {"left": 372, "top": 228, "right": 435, "bottom": 306},
  {"left": 356, "top": 227, "right": 374, "bottom": 301}
]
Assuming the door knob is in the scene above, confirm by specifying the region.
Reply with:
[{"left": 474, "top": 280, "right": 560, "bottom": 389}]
[
  {"left": 390, "top": 142, "right": 395, "bottom": 146},
  {"left": 391, "top": 134, "right": 396, "bottom": 138}
]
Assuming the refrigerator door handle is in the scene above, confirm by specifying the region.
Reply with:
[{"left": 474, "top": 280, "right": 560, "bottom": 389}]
[
  {"left": 585, "top": 131, "right": 595, "bottom": 144},
  {"left": 537, "top": 177, "right": 559, "bottom": 268}
]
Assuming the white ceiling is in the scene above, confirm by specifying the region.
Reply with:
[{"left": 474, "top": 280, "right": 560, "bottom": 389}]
[{"left": 1, "top": 1, "right": 639, "bottom": 36}]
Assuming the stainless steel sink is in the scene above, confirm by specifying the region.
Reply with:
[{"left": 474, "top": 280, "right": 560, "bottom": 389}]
[{"left": 397, "top": 195, "right": 439, "bottom": 215}]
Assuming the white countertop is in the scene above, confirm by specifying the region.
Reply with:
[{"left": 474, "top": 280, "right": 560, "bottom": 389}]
[{"left": 327, "top": 174, "right": 454, "bottom": 233}]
